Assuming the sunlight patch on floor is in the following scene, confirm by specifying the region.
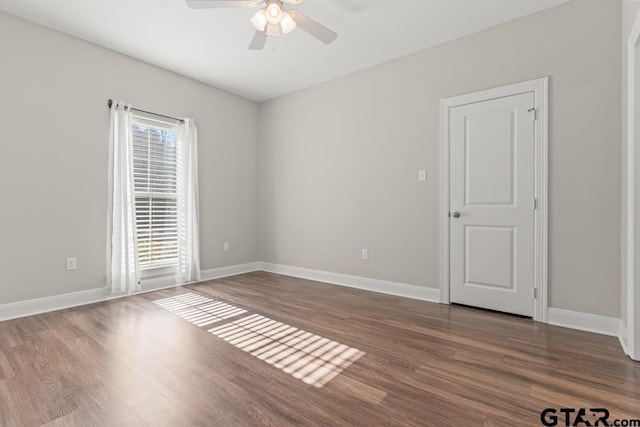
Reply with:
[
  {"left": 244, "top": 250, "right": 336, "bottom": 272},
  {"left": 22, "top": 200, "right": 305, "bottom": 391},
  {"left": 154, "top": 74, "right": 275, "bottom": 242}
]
[
  {"left": 154, "top": 293, "right": 247, "bottom": 327},
  {"left": 153, "top": 292, "right": 365, "bottom": 388},
  {"left": 208, "top": 314, "right": 365, "bottom": 388}
]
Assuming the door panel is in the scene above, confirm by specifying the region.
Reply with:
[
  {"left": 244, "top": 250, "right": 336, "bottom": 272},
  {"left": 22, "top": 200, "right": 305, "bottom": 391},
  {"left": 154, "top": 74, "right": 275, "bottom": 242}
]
[
  {"left": 465, "top": 226, "right": 514, "bottom": 290},
  {"left": 450, "top": 92, "right": 535, "bottom": 317},
  {"left": 465, "top": 110, "right": 515, "bottom": 206}
]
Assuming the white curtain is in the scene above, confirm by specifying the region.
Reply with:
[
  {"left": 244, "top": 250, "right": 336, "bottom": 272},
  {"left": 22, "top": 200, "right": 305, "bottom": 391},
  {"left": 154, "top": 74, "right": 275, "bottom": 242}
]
[
  {"left": 107, "top": 101, "right": 141, "bottom": 295},
  {"left": 176, "top": 118, "right": 201, "bottom": 284}
]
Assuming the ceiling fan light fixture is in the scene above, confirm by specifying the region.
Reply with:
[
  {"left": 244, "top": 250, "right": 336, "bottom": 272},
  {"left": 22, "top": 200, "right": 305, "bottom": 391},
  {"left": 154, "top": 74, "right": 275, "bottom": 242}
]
[
  {"left": 250, "top": 9, "right": 268, "bottom": 31},
  {"left": 280, "top": 11, "right": 296, "bottom": 34},
  {"left": 266, "top": 1, "right": 283, "bottom": 24},
  {"left": 185, "top": 0, "right": 338, "bottom": 50}
]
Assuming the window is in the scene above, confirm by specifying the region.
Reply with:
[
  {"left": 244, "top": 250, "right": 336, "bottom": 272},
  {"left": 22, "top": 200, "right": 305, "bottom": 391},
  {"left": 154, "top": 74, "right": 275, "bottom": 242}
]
[{"left": 132, "top": 116, "right": 179, "bottom": 270}]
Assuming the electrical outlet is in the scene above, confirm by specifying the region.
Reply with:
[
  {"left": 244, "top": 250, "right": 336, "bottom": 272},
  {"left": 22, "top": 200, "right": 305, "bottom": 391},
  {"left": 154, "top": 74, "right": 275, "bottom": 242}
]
[
  {"left": 224, "top": 242, "right": 230, "bottom": 252},
  {"left": 66, "top": 257, "right": 77, "bottom": 271},
  {"left": 362, "top": 249, "right": 369, "bottom": 260},
  {"left": 418, "top": 169, "right": 427, "bottom": 182}
]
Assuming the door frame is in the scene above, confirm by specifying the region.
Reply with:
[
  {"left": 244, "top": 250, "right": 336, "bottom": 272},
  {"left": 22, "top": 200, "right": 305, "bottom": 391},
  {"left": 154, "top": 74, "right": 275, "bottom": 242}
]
[
  {"left": 439, "top": 77, "right": 549, "bottom": 323},
  {"left": 626, "top": 11, "right": 640, "bottom": 361}
]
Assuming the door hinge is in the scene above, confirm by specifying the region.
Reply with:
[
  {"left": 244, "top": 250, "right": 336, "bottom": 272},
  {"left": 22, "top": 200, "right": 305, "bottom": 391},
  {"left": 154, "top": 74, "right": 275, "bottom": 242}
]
[
  {"left": 533, "top": 288, "right": 537, "bottom": 299},
  {"left": 533, "top": 197, "right": 537, "bottom": 210},
  {"left": 528, "top": 107, "right": 537, "bottom": 121}
]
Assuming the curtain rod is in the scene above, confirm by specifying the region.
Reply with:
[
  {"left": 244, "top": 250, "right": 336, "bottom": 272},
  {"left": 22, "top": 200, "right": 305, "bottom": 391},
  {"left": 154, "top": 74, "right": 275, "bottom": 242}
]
[{"left": 107, "top": 99, "right": 185, "bottom": 124}]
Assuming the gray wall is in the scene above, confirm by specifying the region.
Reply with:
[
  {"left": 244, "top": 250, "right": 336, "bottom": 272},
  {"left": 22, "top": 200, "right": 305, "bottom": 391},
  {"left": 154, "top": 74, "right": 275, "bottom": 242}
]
[
  {"left": 259, "top": 0, "right": 623, "bottom": 317},
  {"left": 0, "top": 0, "right": 626, "bottom": 319},
  {"left": 0, "top": 11, "right": 259, "bottom": 305}
]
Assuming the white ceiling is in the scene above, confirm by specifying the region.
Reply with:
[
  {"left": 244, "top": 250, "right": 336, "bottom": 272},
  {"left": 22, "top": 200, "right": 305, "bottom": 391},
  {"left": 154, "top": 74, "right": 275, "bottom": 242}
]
[{"left": 0, "top": 0, "right": 570, "bottom": 101}]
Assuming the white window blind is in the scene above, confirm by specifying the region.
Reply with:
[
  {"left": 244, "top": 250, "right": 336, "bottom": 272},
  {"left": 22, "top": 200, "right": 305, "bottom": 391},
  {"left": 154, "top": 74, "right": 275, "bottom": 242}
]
[{"left": 132, "top": 117, "right": 179, "bottom": 269}]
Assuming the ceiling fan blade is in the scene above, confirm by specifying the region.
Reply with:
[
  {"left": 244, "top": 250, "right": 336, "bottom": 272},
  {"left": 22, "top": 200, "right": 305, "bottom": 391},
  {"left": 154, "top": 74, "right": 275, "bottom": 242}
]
[
  {"left": 186, "top": 0, "right": 263, "bottom": 9},
  {"left": 249, "top": 30, "right": 268, "bottom": 50},
  {"left": 282, "top": 0, "right": 305, "bottom": 4},
  {"left": 288, "top": 10, "right": 337, "bottom": 44}
]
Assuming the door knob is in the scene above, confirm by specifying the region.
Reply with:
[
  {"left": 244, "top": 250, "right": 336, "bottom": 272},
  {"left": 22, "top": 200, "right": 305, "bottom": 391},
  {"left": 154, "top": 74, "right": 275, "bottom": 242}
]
[{"left": 452, "top": 212, "right": 461, "bottom": 218}]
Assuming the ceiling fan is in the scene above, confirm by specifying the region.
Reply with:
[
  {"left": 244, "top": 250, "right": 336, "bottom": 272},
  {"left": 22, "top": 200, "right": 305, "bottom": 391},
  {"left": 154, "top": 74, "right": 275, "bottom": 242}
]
[{"left": 186, "top": 0, "right": 338, "bottom": 50}]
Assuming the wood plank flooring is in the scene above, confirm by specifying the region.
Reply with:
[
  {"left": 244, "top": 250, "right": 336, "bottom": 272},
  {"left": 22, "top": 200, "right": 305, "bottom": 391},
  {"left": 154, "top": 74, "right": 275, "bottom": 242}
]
[{"left": 0, "top": 271, "right": 638, "bottom": 426}]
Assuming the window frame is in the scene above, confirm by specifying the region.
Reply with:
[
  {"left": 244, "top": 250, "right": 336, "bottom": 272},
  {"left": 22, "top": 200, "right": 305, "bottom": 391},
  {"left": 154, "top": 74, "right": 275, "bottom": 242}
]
[{"left": 131, "top": 113, "right": 180, "bottom": 278}]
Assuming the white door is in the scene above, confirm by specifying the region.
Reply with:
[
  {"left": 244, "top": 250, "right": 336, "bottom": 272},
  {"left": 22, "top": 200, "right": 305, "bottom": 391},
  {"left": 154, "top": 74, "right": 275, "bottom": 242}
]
[{"left": 450, "top": 92, "right": 535, "bottom": 317}]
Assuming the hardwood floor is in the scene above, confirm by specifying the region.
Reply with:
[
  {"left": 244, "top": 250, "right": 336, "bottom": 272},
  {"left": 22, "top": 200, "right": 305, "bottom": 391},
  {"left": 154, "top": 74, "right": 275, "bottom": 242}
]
[{"left": 0, "top": 271, "right": 638, "bottom": 426}]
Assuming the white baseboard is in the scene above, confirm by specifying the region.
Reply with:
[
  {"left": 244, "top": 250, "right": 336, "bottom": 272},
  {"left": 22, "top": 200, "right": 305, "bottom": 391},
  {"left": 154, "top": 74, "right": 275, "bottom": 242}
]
[
  {"left": 547, "top": 307, "right": 620, "bottom": 337},
  {"left": 0, "top": 262, "right": 625, "bottom": 352},
  {"left": 0, "top": 288, "right": 108, "bottom": 322},
  {"left": 259, "top": 262, "right": 440, "bottom": 303},
  {"left": 201, "top": 262, "right": 261, "bottom": 281},
  {"left": 0, "top": 262, "right": 261, "bottom": 322}
]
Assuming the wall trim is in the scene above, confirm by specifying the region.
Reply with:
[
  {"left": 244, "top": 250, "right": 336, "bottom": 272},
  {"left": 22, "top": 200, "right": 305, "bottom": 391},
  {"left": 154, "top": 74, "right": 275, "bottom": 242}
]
[
  {"left": 439, "top": 77, "right": 549, "bottom": 323},
  {"left": 620, "top": 321, "right": 630, "bottom": 357},
  {"left": 259, "top": 262, "right": 441, "bottom": 303},
  {"left": 547, "top": 307, "right": 620, "bottom": 337},
  {"left": 0, "top": 262, "right": 627, "bottom": 354},
  {"left": 0, "top": 288, "right": 108, "bottom": 322},
  {"left": 0, "top": 262, "right": 261, "bottom": 322},
  {"left": 201, "top": 262, "right": 261, "bottom": 281},
  {"left": 626, "top": 5, "right": 640, "bottom": 362}
]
